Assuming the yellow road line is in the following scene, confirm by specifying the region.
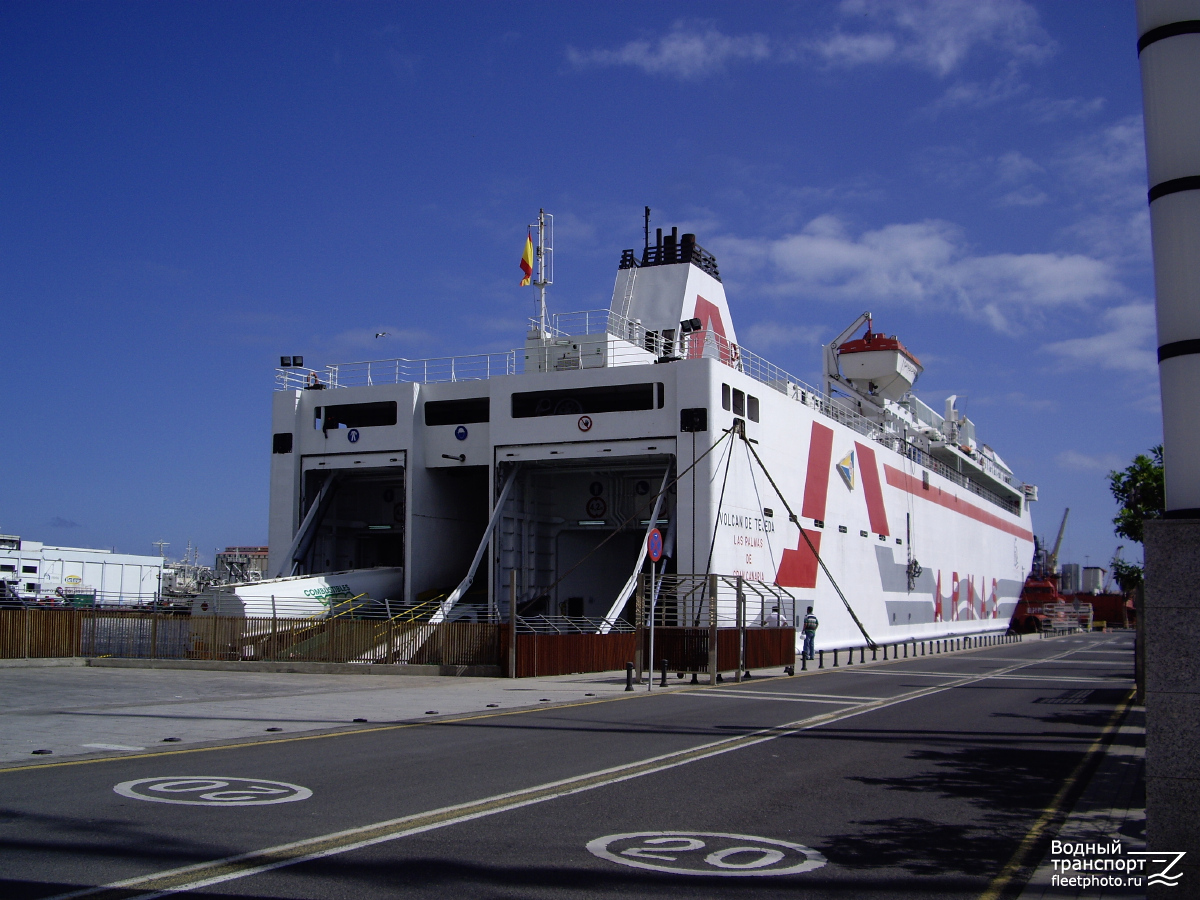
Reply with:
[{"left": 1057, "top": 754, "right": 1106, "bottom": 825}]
[{"left": 976, "top": 689, "right": 1135, "bottom": 900}]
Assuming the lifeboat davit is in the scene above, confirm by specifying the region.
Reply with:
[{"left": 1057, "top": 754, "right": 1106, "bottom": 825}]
[{"left": 837, "top": 327, "right": 923, "bottom": 401}]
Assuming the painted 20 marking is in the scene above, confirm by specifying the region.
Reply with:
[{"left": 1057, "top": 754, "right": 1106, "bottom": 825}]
[
  {"left": 587, "top": 831, "right": 826, "bottom": 877},
  {"left": 113, "top": 777, "right": 312, "bottom": 807}
]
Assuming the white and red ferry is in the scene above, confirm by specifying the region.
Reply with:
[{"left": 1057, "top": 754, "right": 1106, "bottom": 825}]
[{"left": 265, "top": 217, "right": 1036, "bottom": 651}]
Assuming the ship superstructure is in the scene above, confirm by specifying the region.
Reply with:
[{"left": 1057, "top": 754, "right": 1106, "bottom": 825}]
[{"left": 266, "top": 222, "right": 1036, "bottom": 650}]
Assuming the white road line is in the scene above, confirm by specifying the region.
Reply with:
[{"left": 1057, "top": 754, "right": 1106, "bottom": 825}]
[
  {"left": 962, "top": 657, "right": 1130, "bottom": 666},
  {"left": 691, "top": 692, "right": 861, "bottom": 705},
  {"left": 714, "top": 689, "right": 888, "bottom": 702},
  {"left": 81, "top": 744, "right": 146, "bottom": 752},
  {"left": 846, "top": 669, "right": 1127, "bottom": 685},
  {"left": 43, "top": 645, "right": 1084, "bottom": 900}
]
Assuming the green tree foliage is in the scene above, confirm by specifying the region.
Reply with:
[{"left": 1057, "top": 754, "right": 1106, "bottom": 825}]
[
  {"left": 1108, "top": 446, "right": 1164, "bottom": 545},
  {"left": 1110, "top": 558, "right": 1144, "bottom": 592}
]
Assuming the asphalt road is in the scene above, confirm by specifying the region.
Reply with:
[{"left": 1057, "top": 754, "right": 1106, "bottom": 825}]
[{"left": 0, "top": 631, "right": 1137, "bottom": 900}]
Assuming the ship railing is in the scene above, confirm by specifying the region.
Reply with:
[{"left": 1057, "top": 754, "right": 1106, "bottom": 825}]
[
  {"left": 325, "top": 352, "right": 521, "bottom": 388},
  {"left": 875, "top": 437, "right": 1022, "bottom": 515},
  {"left": 275, "top": 353, "right": 523, "bottom": 390},
  {"left": 516, "top": 614, "right": 636, "bottom": 634}
]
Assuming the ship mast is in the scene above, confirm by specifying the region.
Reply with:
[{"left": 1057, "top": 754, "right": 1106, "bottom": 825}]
[{"left": 531, "top": 208, "right": 554, "bottom": 335}]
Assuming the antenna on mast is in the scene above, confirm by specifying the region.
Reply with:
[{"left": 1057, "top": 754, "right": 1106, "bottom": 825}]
[
  {"left": 644, "top": 206, "right": 651, "bottom": 255},
  {"left": 530, "top": 208, "right": 553, "bottom": 336}
]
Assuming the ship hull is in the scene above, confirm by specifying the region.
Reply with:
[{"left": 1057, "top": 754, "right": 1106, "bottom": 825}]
[{"left": 269, "top": 355, "right": 1031, "bottom": 652}]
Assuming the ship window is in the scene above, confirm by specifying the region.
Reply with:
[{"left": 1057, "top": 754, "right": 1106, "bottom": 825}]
[
  {"left": 322, "top": 401, "right": 397, "bottom": 430},
  {"left": 0, "top": 564, "right": 14, "bottom": 572},
  {"left": 22, "top": 566, "right": 37, "bottom": 574},
  {"left": 512, "top": 383, "right": 663, "bottom": 418},
  {"left": 272, "top": 433, "right": 294, "bottom": 454},
  {"left": 747, "top": 395, "right": 759, "bottom": 422},
  {"left": 838, "top": 526, "right": 848, "bottom": 533},
  {"left": 424, "top": 397, "right": 490, "bottom": 426},
  {"left": 732, "top": 389, "right": 745, "bottom": 416},
  {"left": 722, "top": 384, "right": 731, "bottom": 410},
  {"left": 922, "top": 470, "right": 930, "bottom": 490}
]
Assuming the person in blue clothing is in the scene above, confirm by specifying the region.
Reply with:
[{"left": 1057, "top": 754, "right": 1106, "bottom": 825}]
[{"left": 802, "top": 606, "right": 818, "bottom": 660}]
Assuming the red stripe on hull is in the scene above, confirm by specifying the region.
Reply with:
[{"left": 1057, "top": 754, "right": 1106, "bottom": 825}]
[
  {"left": 776, "top": 422, "right": 836, "bottom": 590},
  {"left": 801, "top": 424, "right": 834, "bottom": 520},
  {"left": 883, "top": 464, "right": 1033, "bottom": 541},
  {"left": 775, "top": 530, "right": 822, "bottom": 589},
  {"left": 854, "top": 441, "right": 890, "bottom": 537}
]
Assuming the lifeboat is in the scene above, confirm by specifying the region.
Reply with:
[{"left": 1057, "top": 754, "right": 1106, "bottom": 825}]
[{"left": 837, "top": 328, "right": 923, "bottom": 401}]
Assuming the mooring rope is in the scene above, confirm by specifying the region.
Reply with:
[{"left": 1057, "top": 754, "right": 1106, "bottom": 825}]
[{"left": 742, "top": 434, "right": 878, "bottom": 650}]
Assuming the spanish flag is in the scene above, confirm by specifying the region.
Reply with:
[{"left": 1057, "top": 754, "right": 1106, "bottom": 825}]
[{"left": 520, "top": 233, "right": 534, "bottom": 286}]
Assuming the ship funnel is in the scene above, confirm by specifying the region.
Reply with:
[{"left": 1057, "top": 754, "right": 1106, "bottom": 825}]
[
  {"left": 944, "top": 395, "right": 957, "bottom": 423},
  {"left": 611, "top": 222, "right": 735, "bottom": 345}
]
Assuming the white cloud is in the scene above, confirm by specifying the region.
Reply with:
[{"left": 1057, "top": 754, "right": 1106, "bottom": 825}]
[
  {"left": 1056, "top": 116, "right": 1150, "bottom": 264},
  {"left": 1056, "top": 449, "right": 1124, "bottom": 473},
  {"left": 995, "top": 150, "right": 1043, "bottom": 184},
  {"left": 819, "top": 0, "right": 1054, "bottom": 76},
  {"left": 924, "top": 60, "right": 1029, "bottom": 113},
  {"left": 1042, "top": 303, "right": 1158, "bottom": 376},
  {"left": 740, "top": 322, "right": 825, "bottom": 351},
  {"left": 1025, "top": 95, "right": 1107, "bottom": 122},
  {"left": 993, "top": 150, "right": 1047, "bottom": 205},
  {"left": 566, "top": 23, "right": 769, "bottom": 80},
  {"left": 998, "top": 187, "right": 1049, "bottom": 207},
  {"left": 724, "top": 215, "right": 1121, "bottom": 333},
  {"left": 812, "top": 32, "right": 897, "bottom": 67},
  {"left": 568, "top": 0, "right": 1051, "bottom": 83}
]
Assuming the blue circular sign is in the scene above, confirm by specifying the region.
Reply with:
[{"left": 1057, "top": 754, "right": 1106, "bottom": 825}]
[
  {"left": 454, "top": 425, "right": 468, "bottom": 441},
  {"left": 347, "top": 428, "right": 360, "bottom": 443},
  {"left": 647, "top": 528, "right": 663, "bottom": 562}
]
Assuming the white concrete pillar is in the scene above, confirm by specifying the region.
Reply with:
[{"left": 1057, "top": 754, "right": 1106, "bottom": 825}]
[
  {"left": 1139, "top": 0, "right": 1200, "bottom": 513},
  {"left": 1137, "top": 5, "right": 1200, "bottom": 893}
]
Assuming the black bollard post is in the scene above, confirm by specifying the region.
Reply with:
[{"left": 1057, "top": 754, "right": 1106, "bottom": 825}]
[
  {"left": 872, "top": 647, "right": 877, "bottom": 661},
  {"left": 920, "top": 642, "right": 925, "bottom": 656},
  {"left": 625, "top": 662, "right": 634, "bottom": 692},
  {"left": 860, "top": 647, "right": 865, "bottom": 663},
  {"left": 903, "top": 642, "right": 908, "bottom": 658},
  {"left": 801, "top": 655, "right": 807, "bottom": 671},
  {"left": 819, "top": 650, "right": 824, "bottom": 669},
  {"left": 847, "top": 647, "right": 853, "bottom": 665},
  {"left": 690, "top": 672, "right": 699, "bottom": 684},
  {"left": 833, "top": 649, "right": 839, "bottom": 667},
  {"left": 660, "top": 659, "right": 668, "bottom": 688}
]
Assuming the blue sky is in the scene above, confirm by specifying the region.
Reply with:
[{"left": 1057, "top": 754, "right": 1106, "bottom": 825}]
[{"left": 2, "top": 1, "right": 1156, "bottom": 575}]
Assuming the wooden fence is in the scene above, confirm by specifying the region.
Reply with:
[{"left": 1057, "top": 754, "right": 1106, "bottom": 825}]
[
  {"left": 0, "top": 609, "right": 501, "bottom": 668},
  {"left": 502, "top": 631, "right": 639, "bottom": 679},
  {"left": 0, "top": 610, "right": 793, "bottom": 677},
  {"left": 644, "top": 626, "right": 796, "bottom": 674}
]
